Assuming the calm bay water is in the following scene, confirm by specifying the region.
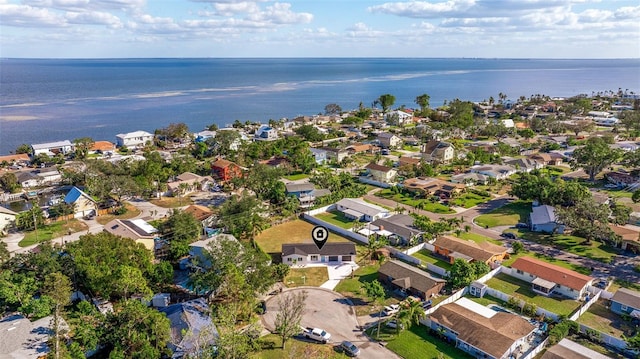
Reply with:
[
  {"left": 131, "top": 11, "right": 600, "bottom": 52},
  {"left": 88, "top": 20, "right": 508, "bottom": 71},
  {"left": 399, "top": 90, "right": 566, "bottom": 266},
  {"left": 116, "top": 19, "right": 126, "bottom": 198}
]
[{"left": 1, "top": 58, "right": 639, "bottom": 155}]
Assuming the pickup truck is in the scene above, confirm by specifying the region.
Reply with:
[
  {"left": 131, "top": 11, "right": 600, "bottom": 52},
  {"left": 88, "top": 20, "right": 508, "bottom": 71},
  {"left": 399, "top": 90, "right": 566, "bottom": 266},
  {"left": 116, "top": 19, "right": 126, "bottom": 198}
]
[{"left": 301, "top": 327, "right": 331, "bottom": 343}]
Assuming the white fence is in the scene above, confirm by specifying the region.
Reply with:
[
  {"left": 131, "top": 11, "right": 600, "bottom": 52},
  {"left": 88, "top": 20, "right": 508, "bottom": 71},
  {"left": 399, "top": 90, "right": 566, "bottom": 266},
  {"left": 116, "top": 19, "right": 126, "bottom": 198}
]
[
  {"left": 425, "top": 263, "right": 449, "bottom": 277},
  {"left": 476, "top": 265, "right": 503, "bottom": 283},
  {"left": 577, "top": 324, "right": 628, "bottom": 350},
  {"left": 422, "top": 287, "right": 469, "bottom": 321},
  {"left": 386, "top": 246, "right": 421, "bottom": 265},
  {"left": 483, "top": 286, "right": 560, "bottom": 322},
  {"left": 305, "top": 204, "right": 334, "bottom": 216},
  {"left": 569, "top": 290, "right": 602, "bottom": 321},
  {"left": 302, "top": 213, "right": 369, "bottom": 245},
  {"left": 358, "top": 176, "right": 393, "bottom": 188},
  {"left": 521, "top": 337, "right": 549, "bottom": 359},
  {"left": 405, "top": 243, "right": 426, "bottom": 255}
]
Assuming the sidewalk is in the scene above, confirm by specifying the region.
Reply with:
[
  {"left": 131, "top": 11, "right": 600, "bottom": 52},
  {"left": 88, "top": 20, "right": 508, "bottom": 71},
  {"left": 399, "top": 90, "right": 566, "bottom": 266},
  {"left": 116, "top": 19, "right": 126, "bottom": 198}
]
[{"left": 5, "top": 219, "right": 104, "bottom": 255}]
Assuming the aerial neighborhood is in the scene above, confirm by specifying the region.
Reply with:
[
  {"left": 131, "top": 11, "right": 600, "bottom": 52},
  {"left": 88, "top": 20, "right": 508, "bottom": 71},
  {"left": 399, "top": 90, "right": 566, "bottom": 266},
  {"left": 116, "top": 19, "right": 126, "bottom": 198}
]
[{"left": 2, "top": 91, "right": 640, "bottom": 358}]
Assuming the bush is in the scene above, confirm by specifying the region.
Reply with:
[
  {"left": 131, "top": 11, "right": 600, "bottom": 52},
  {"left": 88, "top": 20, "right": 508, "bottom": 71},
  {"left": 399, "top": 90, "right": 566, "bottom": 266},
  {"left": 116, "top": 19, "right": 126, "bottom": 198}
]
[
  {"left": 548, "top": 320, "right": 579, "bottom": 345},
  {"left": 114, "top": 205, "right": 128, "bottom": 215},
  {"left": 522, "top": 302, "right": 537, "bottom": 317},
  {"left": 469, "top": 189, "right": 490, "bottom": 197}
]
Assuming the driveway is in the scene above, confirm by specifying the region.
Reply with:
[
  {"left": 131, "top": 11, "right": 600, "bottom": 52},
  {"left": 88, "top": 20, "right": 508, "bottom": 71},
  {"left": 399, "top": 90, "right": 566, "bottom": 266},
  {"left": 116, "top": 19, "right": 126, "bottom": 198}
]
[{"left": 262, "top": 287, "right": 400, "bottom": 359}]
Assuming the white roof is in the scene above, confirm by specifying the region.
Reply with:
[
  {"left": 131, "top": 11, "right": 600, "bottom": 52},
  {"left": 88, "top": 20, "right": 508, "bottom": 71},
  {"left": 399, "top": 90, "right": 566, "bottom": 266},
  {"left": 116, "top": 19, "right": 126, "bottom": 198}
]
[
  {"left": 129, "top": 218, "right": 158, "bottom": 234},
  {"left": 531, "top": 205, "right": 556, "bottom": 225},
  {"left": 32, "top": 140, "right": 72, "bottom": 150},
  {"left": 337, "top": 198, "right": 387, "bottom": 217},
  {"left": 116, "top": 130, "right": 153, "bottom": 139},
  {"left": 454, "top": 297, "right": 497, "bottom": 318}
]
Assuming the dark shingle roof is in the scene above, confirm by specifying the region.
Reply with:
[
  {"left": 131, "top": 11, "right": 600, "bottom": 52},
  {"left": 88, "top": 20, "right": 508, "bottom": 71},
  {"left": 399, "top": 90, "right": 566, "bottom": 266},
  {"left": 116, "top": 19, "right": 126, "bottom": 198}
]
[
  {"left": 611, "top": 288, "right": 640, "bottom": 310},
  {"left": 282, "top": 242, "right": 356, "bottom": 257},
  {"left": 379, "top": 260, "right": 445, "bottom": 294}
]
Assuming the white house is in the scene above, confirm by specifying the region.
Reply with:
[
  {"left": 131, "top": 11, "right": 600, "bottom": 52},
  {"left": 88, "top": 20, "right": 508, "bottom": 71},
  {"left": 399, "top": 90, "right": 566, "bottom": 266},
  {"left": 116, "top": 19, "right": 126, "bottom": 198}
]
[
  {"left": 31, "top": 140, "right": 74, "bottom": 156},
  {"left": 364, "top": 162, "right": 397, "bottom": 184},
  {"left": 0, "top": 206, "right": 17, "bottom": 235},
  {"left": 530, "top": 204, "right": 564, "bottom": 233},
  {"left": 335, "top": 198, "right": 388, "bottom": 222},
  {"left": 282, "top": 242, "right": 357, "bottom": 266},
  {"left": 384, "top": 110, "right": 413, "bottom": 125},
  {"left": 508, "top": 256, "right": 593, "bottom": 300},
  {"left": 64, "top": 186, "right": 98, "bottom": 218},
  {"left": 470, "top": 164, "right": 517, "bottom": 180},
  {"left": 377, "top": 132, "right": 403, "bottom": 149},
  {"left": 421, "top": 140, "right": 455, "bottom": 164},
  {"left": 115, "top": 130, "right": 154, "bottom": 148},
  {"left": 254, "top": 125, "right": 278, "bottom": 141}
]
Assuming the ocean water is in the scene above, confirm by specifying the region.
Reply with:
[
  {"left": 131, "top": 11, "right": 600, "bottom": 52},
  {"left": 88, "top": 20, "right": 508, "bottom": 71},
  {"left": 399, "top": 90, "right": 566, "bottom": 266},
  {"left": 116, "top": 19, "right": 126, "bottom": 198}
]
[{"left": 1, "top": 58, "right": 639, "bottom": 155}]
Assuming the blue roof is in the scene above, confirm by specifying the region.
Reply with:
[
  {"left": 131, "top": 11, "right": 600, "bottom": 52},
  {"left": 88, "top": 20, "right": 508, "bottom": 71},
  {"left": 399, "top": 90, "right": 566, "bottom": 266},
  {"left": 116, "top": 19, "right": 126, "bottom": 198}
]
[{"left": 64, "top": 186, "right": 91, "bottom": 204}]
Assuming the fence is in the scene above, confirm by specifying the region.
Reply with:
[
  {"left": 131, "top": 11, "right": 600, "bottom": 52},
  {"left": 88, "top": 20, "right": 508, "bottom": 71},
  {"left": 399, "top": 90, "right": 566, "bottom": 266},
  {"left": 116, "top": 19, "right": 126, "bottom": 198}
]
[
  {"left": 483, "top": 286, "right": 560, "bottom": 322},
  {"left": 569, "top": 290, "right": 602, "bottom": 321},
  {"left": 421, "top": 287, "right": 469, "bottom": 321},
  {"left": 577, "top": 324, "right": 628, "bottom": 350},
  {"left": 521, "top": 337, "right": 549, "bottom": 359},
  {"left": 358, "top": 176, "right": 392, "bottom": 188},
  {"left": 425, "top": 263, "right": 449, "bottom": 277},
  {"left": 302, "top": 213, "right": 369, "bottom": 245},
  {"left": 476, "top": 265, "right": 503, "bottom": 283},
  {"left": 386, "top": 246, "right": 421, "bottom": 265},
  {"left": 304, "top": 204, "right": 333, "bottom": 216}
]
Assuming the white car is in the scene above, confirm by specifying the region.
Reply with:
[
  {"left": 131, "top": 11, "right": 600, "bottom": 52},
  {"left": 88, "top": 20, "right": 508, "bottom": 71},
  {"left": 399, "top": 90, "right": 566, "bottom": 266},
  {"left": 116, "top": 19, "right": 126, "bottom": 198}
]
[
  {"left": 385, "top": 319, "right": 404, "bottom": 329},
  {"left": 383, "top": 304, "right": 400, "bottom": 316},
  {"left": 302, "top": 327, "right": 331, "bottom": 344}
]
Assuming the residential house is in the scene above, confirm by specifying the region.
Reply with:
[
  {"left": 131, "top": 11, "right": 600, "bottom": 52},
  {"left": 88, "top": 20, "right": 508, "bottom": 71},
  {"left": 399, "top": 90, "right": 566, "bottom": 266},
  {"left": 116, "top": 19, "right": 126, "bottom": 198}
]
[
  {"left": 609, "top": 288, "right": 640, "bottom": 318},
  {"left": 398, "top": 156, "right": 421, "bottom": 168},
  {"left": 629, "top": 212, "right": 640, "bottom": 226},
  {"left": 319, "top": 147, "right": 349, "bottom": 163},
  {"left": 369, "top": 214, "right": 423, "bottom": 246},
  {"left": 402, "top": 177, "right": 465, "bottom": 199},
  {"left": 402, "top": 136, "right": 420, "bottom": 146},
  {"left": 378, "top": 259, "right": 446, "bottom": 300},
  {"left": 0, "top": 314, "right": 53, "bottom": 358},
  {"left": 183, "top": 204, "right": 217, "bottom": 234},
  {"left": 509, "top": 256, "right": 594, "bottom": 299},
  {"left": 384, "top": 109, "right": 414, "bottom": 125},
  {"left": 285, "top": 182, "right": 330, "bottom": 209},
  {"left": 309, "top": 148, "right": 328, "bottom": 164},
  {"left": 104, "top": 218, "right": 159, "bottom": 251},
  {"left": 335, "top": 198, "right": 388, "bottom": 222},
  {"left": 450, "top": 172, "right": 489, "bottom": 186},
  {"left": 31, "top": 140, "right": 74, "bottom": 156},
  {"left": 609, "top": 224, "right": 640, "bottom": 253},
  {"left": 364, "top": 162, "right": 397, "bottom": 184},
  {"left": 17, "top": 169, "right": 63, "bottom": 188},
  {"left": 605, "top": 171, "right": 637, "bottom": 187},
  {"left": 16, "top": 171, "right": 40, "bottom": 188},
  {"left": 254, "top": 125, "right": 278, "bottom": 141},
  {"left": 158, "top": 298, "right": 218, "bottom": 359},
  {"left": 167, "top": 172, "right": 213, "bottom": 196},
  {"left": 89, "top": 141, "right": 116, "bottom": 154},
  {"left": 421, "top": 140, "right": 455, "bottom": 164},
  {"left": 377, "top": 132, "right": 402, "bottom": 149},
  {"left": 211, "top": 158, "right": 243, "bottom": 182},
  {"left": 426, "top": 297, "right": 536, "bottom": 359},
  {"left": 541, "top": 338, "right": 611, "bottom": 359},
  {"left": 0, "top": 153, "right": 31, "bottom": 167},
  {"left": 64, "top": 186, "right": 98, "bottom": 218},
  {"left": 470, "top": 164, "right": 517, "bottom": 180},
  {"left": 504, "top": 158, "right": 543, "bottom": 173},
  {"left": 189, "top": 234, "right": 240, "bottom": 268},
  {"left": 346, "top": 143, "right": 375, "bottom": 155},
  {"left": 281, "top": 242, "right": 357, "bottom": 266},
  {"left": 0, "top": 206, "right": 17, "bottom": 235},
  {"left": 432, "top": 235, "right": 508, "bottom": 266},
  {"left": 530, "top": 204, "right": 564, "bottom": 233},
  {"left": 115, "top": 130, "right": 154, "bottom": 148},
  {"left": 194, "top": 130, "right": 216, "bottom": 143},
  {"left": 528, "top": 153, "right": 563, "bottom": 166}
]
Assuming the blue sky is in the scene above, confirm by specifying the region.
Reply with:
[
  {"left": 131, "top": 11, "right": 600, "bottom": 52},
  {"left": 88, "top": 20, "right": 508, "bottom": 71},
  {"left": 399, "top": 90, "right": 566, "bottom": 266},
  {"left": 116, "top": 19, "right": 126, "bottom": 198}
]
[{"left": 1, "top": 0, "right": 639, "bottom": 58}]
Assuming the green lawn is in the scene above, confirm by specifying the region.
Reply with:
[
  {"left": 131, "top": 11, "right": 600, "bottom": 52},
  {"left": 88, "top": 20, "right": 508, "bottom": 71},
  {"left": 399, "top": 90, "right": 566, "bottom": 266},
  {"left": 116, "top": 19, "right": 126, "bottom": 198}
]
[
  {"left": 283, "top": 173, "right": 310, "bottom": 181},
  {"left": 577, "top": 300, "right": 636, "bottom": 338},
  {"left": 254, "top": 220, "right": 351, "bottom": 255},
  {"left": 314, "top": 211, "right": 355, "bottom": 229},
  {"left": 411, "top": 249, "right": 452, "bottom": 271},
  {"left": 474, "top": 201, "right": 531, "bottom": 228},
  {"left": 251, "top": 334, "right": 349, "bottom": 359},
  {"left": 456, "top": 232, "right": 503, "bottom": 245},
  {"left": 333, "top": 263, "right": 398, "bottom": 316},
  {"left": 382, "top": 325, "right": 474, "bottom": 359},
  {"left": 507, "top": 229, "right": 620, "bottom": 264},
  {"left": 19, "top": 220, "right": 88, "bottom": 247},
  {"left": 450, "top": 192, "right": 491, "bottom": 208},
  {"left": 376, "top": 189, "right": 455, "bottom": 214},
  {"left": 466, "top": 294, "right": 506, "bottom": 307},
  {"left": 600, "top": 189, "right": 634, "bottom": 199},
  {"left": 485, "top": 273, "right": 581, "bottom": 316},
  {"left": 284, "top": 267, "right": 329, "bottom": 288},
  {"left": 501, "top": 250, "right": 591, "bottom": 275}
]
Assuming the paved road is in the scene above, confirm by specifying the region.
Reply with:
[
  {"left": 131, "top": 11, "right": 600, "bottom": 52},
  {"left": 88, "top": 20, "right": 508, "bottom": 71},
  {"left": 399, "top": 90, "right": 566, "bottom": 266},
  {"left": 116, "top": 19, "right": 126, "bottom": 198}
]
[{"left": 262, "top": 287, "right": 401, "bottom": 359}]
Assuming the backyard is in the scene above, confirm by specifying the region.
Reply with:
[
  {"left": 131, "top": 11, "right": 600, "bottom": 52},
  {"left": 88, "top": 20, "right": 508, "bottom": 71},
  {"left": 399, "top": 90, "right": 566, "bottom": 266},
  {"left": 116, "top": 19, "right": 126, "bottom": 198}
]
[
  {"left": 19, "top": 219, "right": 88, "bottom": 247},
  {"left": 485, "top": 273, "right": 581, "bottom": 316},
  {"left": 254, "top": 219, "right": 351, "bottom": 255},
  {"left": 474, "top": 201, "right": 531, "bottom": 228},
  {"left": 500, "top": 249, "right": 591, "bottom": 275},
  {"left": 376, "top": 189, "right": 455, "bottom": 214},
  {"left": 370, "top": 324, "right": 474, "bottom": 359},
  {"left": 314, "top": 210, "right": 355, "bottom": 229},
  {"left": 577, "top": 300, "right": 638, "bottom": 339},
  {"left": 411, "top": 249, "right": 453, "bottom": 271},
  {"left": 450, "top": 191, "right": 492, "bottom": 209}
]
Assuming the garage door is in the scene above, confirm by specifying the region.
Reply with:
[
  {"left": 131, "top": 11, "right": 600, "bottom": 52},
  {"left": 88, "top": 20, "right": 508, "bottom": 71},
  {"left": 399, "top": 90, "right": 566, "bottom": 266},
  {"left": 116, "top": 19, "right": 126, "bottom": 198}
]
[
  {"left": 328, "top": 256, "right": 339, "bottom": 262},
  {"left": 341, "top": 256, "right": 352, "bottom": 262}
]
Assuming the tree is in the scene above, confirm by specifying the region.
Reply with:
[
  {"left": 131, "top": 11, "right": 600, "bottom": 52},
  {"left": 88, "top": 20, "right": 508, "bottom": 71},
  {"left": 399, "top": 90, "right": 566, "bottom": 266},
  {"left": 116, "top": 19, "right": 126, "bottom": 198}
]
[
  {"left": 565, "top": 120, "right": 594, "bottom": 137},
  {"left": 555, "top": 198, "right": 614, "bottom": 245},
  {"left": 207, "top": 130, "right": 240, "bottom": 158},
  {"left": 324, "top": 103, "right": 342, "bottom": 115},
  {"left": 633, "top": 189, "right": 640, "bottom": 203},
  {"left": 446, "top": 99, "right": 474, "bottom": 130},
  {"left": 448, "top": 259, "right": 475, "bottom": 289},
  {"left": 43, "top": 272, "right": 72, "bottom": 359},
  {"left": 0, "top": 172, "right": 20, "bottom": 192},
  {"left": 219, "top": 194, "right": 268, "bottom": 242},
  {"left": 0, "top": 241, "right": 9, "bottom": 264},
  {"left": 15, "top": 143, "right": 32, "bottom": 154},
  {"left": 162, "top": 209, "right": 200, "bottom": 261},
  {"left": 624, "top": 331, "right": 640, "bottom": 351},
  {"left": 73, "top": 137, "right": 95, "bottom": 160},
  {"left": 415, "top": 94, "right": 431, "bottom": 116},
  {"left": 274, "top": 290, "right": 307, "bottom": 350},
  {"left": 622, "top": 149, "right": 640, "bottom": 169},
  {"left": 294, "top": 124, "right": 324, "bottom": 142},
  {"left": 517, "top": 128, "right": 535, "bottom": 139},
  {"left": 512, "top": 241, "right": 524, "bottom": 254},
  {"left": 104, "top": 299, "right": 171, "bottom": 358},
  {"left": 15, "top": 204, "right": 45, "bottom": 231},
  {"left": 374, "top": 94, "right": 396, "bottom": 113},
  {"left": 363, "top": 280, "right": 385, "bottom": 339},
  {"left": 571, "top": 137, "right": 623, "bottom": 182}
]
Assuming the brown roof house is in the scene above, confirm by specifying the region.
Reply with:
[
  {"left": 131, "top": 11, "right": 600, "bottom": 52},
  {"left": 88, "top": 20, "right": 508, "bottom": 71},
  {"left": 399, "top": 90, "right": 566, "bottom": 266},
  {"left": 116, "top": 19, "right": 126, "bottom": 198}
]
[
  {"left": 609, "top": 224, "right": 640, "bottom": 253},
  {"left": 378, "top": 259, "right": 446, "bottom": 300},
  {"left": 541, "top": 338, "right": 611, "bottom": 359},
  {"left": 282, "top": 242, "right": 356, "bottom": 266},
  {"left": 509, "top": 256, "right": 594, "bottom": 300},
  {"left": 426, "top": 297, "right": 536, "bottom": 359},
  {"left": 432, "top": 235, "right": 508, "bottom": 266},
  {"left": 183, "top": 204, "right": 217, "bottom": 234},
  {"left": 403, "top": 177, "right": 465, "bottom": 199},
  {"left": 104, "top": 218, "right": 159, "bottom": 251}
]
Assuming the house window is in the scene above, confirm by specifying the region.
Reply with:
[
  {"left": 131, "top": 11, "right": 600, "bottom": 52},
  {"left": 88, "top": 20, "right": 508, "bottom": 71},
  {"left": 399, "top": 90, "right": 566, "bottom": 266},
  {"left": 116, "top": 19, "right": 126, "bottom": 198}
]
[
  {"left": 287, "top": 258, "right": 292, "bottom": 262},
  {"left": 516, "top": 269, "right": 523, "bottom": 275},
  {"left": 621, "top": 304, "right": 628, "bottom": 311},
  {"left": 529, "top": 274, "right": 534, "bottom": 278},
  {"left": 310, "top": 255, "right": 318, "bottom": 261}
]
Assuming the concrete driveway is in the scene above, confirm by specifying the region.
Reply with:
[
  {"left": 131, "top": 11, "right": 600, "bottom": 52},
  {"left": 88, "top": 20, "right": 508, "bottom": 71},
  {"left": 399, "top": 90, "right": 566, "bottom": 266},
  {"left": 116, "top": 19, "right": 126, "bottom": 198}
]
[{"left": 262, "top": 287, "right": 400, "bottom": 359}]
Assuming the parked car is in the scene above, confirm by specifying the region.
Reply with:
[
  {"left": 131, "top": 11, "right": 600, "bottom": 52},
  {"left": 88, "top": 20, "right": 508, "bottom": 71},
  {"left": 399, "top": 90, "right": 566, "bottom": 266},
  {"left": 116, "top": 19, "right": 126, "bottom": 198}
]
[
  {"left": 385, "top": 319, "right": 404, "bottom": 329},
  {"left": 421, "top": 300, "right": 432, "bottom": 309},
  {"left": 301, "top": 327, "right": 331, "bottom": 344},
  {"left": 383, "top": 304, "right": 400, "bottom": 316},
  {"left": 515, "top": 223, "right": 529, "bottom": 229},
  {"left": 501, "top": 232, "right": 517, "bottom": 239},
  {"left": 337, "top": 341, "right": 360, "bottom": 357}
]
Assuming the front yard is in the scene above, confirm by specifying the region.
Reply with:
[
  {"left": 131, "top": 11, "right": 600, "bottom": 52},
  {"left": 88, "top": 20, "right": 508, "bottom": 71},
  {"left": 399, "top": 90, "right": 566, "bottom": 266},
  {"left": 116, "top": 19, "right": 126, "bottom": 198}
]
[
  {"left": 485, "top": 273, "right": 581, "bottom": 316},
  {"left": 333, "top": 263, "right": 398, "bottom": 316},
  {"left": 456, "top": 232, "right": 503, "bottom": 245},
  {"left": 376, "top": 189, "right": 455, "bottom": 214},
  {"left": 474, "top": 201, "right": 531, "bottom": 228},
  {"left": 577, "top": 300, "right": 637, "bottom": 339},
  {"left": 450, "top": 191, "right": 492, "bottom": 209},
  {"left": 19, "top": 219, "right": 88, "bottom": 247},
  {"left": 96, "top": 203, "right": 142, "bottom": 225},
  {"left": 149, "top": 196, "right": 194, "bottom": 208},
  {"left": 251, "top": 334, "right": 349, "bottom": 359},
  {"left": 284, "top": 267, "right": 329, "bottom": 288}
]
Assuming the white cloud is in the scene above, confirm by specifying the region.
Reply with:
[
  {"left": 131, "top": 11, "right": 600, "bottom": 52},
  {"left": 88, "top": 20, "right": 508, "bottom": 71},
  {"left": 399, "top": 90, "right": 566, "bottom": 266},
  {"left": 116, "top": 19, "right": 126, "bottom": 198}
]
[
  {"left": 246, "top": 3, "right": 312, "bottom": 25},
  {"left": 0, "top": 3, "right": 66, "bottom": 27},
  {"left": 65, "top": 10, "right": 123, "bottom": 28},
  {"left": 213, "top": 2, "right": 260, "bottom": 16}
]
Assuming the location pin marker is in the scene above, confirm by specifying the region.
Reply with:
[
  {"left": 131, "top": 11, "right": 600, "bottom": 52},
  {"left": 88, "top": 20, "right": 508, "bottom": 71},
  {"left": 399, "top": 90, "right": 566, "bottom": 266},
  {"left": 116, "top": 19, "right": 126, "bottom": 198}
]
[{"left": 311, "top": 225, "right": 329, "bottom": 250}]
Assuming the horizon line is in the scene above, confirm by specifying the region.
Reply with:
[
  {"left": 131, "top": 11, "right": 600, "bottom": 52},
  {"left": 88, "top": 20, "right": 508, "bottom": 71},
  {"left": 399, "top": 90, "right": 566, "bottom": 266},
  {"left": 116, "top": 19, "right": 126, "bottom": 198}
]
[{"left": 2, "top": 56, "right": 639, "bottom": 61}]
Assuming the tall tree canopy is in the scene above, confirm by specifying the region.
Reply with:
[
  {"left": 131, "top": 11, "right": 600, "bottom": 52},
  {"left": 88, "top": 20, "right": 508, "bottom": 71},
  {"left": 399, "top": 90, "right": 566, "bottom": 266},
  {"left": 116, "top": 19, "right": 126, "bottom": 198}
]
[
  {"left": 374, "top": 94, "right": 396, "bottom": 113},
  {"left": 571, "top": 137, "right": 623, "bottom": 181}
]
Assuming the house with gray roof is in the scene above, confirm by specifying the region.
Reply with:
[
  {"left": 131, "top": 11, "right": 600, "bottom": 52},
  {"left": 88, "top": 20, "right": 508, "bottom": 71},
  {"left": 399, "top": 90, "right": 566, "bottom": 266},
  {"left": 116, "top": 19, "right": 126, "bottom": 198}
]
[
  {"left": 335, "top": 198, "right": 388, "bottom": 222},
  {"left": 378, "top": 260, "right": 446, "bottom": 300},
  {"left": 31, "top": 140, "right": 74, "bottom": 156},
  {"left": 158, "top": 298, "right": 218, "bottom": 358},
  {"left": 281, "top": 242, "right": 357, "bottom": 266},
  {"left": 0, "top": 314, "right": 52, "bottom": 358},
  {"left": 369, "top": 214, "right": 423, "bottom": 246},
  {"left": 530, "top": 204, "right": 564, "bottom": 233},
  {"left": 285, "top": 182, "right": 330, "bottom": 208},
  {"left": 610, "top": 288, "right": 640, "bottom": 318}
]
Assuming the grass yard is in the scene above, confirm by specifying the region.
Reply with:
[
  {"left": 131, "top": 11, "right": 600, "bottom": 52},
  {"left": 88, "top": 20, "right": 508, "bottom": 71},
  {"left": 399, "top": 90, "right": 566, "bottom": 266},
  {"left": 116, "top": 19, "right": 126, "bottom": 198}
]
[
  {"left": 411, "top": 249, "right": 452, "bottom": 271},
  {"left": 456, "top": 232, "right": 503, "bottom": 245},
  {"left": 284, "top": 267, "right": 330, "bottom": 288},
  {"left": 254, "top": 220, "right": 351, "bottom": 255},
  {"left": 485, "top": 273, "right": 580, "bottom": 316},
  {"left": 96, "top": 203, "right": 142, "bottom": 225},
  {"left": 149, "top": 196, "right": 193, "bottom": 208},
  {"left": 450, "top": 192, "right": 492, "bottom": 208},
  {"left": 314, "top": 211, "right": 355, "bottom": 229},
  {"left": 466, "top": 294, "right": 506, "bottom": 307},
  {"left": 283, "top": 173, "right": 310, "bottom": 181},
  {"left": 501, "top": 250, "right": 591, "bottom": 275},
  {"left": 19, "top": 219, "right": 88, "bottom": 247},
  {"left": 333, "top": 263, "right": 398, "bottom": 316},
  {"left": 474, "top": 201, "right": 531, "bottom": 228},
  {"left": 609, "top": 279, "right": 640, "bottom": 293},
  {"left": 577, "top": 300, "right": 637, "bottom": 338},
  {"left": 251, "top": 334, "right": 349, "bottom": 359},
  {"left": 375, "top": 325, "right": 474, "bottom": 359},
  {"left": 376, "top": 189, "right": 455, "bottom": 214}
]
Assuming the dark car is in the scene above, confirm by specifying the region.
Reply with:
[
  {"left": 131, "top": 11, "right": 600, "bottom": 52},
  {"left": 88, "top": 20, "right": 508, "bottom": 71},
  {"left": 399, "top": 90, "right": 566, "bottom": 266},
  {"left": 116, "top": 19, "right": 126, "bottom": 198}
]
[
  {"left": 501, "top": 232, "right": 517, "bottom": 239},
  {"left": 338, "top": 341, "right": 360, "bottom": 357}
]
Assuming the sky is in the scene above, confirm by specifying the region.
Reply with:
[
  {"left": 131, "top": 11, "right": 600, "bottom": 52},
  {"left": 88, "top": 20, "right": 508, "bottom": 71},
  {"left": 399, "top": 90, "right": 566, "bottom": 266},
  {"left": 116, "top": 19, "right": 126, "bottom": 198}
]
[{"left": 1, "top": 0, "right": 639, "bottom": 58}]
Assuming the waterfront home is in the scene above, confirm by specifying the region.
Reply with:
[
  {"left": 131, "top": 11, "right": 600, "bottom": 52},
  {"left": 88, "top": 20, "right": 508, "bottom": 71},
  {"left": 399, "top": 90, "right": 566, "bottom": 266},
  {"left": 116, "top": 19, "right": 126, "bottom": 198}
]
[
  {"left": 104, "top": 218, "right": 158, "bottom": 251},
  {"left": 0, "top": 153, "right": 31, "bottom": 167},
  {"left": 364, "top": 162, "right": 397, "bottom": 184},
  {"left": 384, "top": 109, "right": 414, "bottom": 125},
  {"left": 89, "top": 141, "right": 116, "bottom": 154},
  {"left": 281, "top": 242, "right": 357, "bottom": 266},
  {"left": 508, "top": 256, "right": 594, "bottom": 300},
  {"left": 421, "top": 140, "right": 454, "bottom": 164},
  {"left": 541, "top": 338, "right": 611, "bottom": 359},
  {"left": 0, "top": 206, "right": 17, "bottom": 235},
  {"left": 31, "top": 140, "right": 73, "bottom": 156},
  {"left": 335, "top": 198, "right": 388, "bottom": 222},
  {"left": 609, "top": 288, "right": 640, "bottom": 318},
  {"left": 378, "top": 260, "right": 445, "bottom": 300},
  {"left": 432, "top": 235, "right": 508, "bottom": 266},
  {"left": 115, "top": 130, "right": 154, "bottom": 148},
  {"left": 369, "top": 214, "right": 423, "bottom": 246},
  {"left": 211, "top": 158, "right": 243, "bottom": 182},
  {"left": 193, "top": 130, "right": 217, "bottom": 143},
  {"left": 158, "top": 298, "right": 218, "bottom": 359},
  {"left": 530, "top": 205, "right": 564, "bottom": 234},
  {"left": 254, "top": 125, "right": 278, "bottom": 141},
  {"left": 425, "top": 297, "right": 536, "bottom": 359},
  {"left": 64, "top": 186, "right": 97, "bottom": 218}
]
